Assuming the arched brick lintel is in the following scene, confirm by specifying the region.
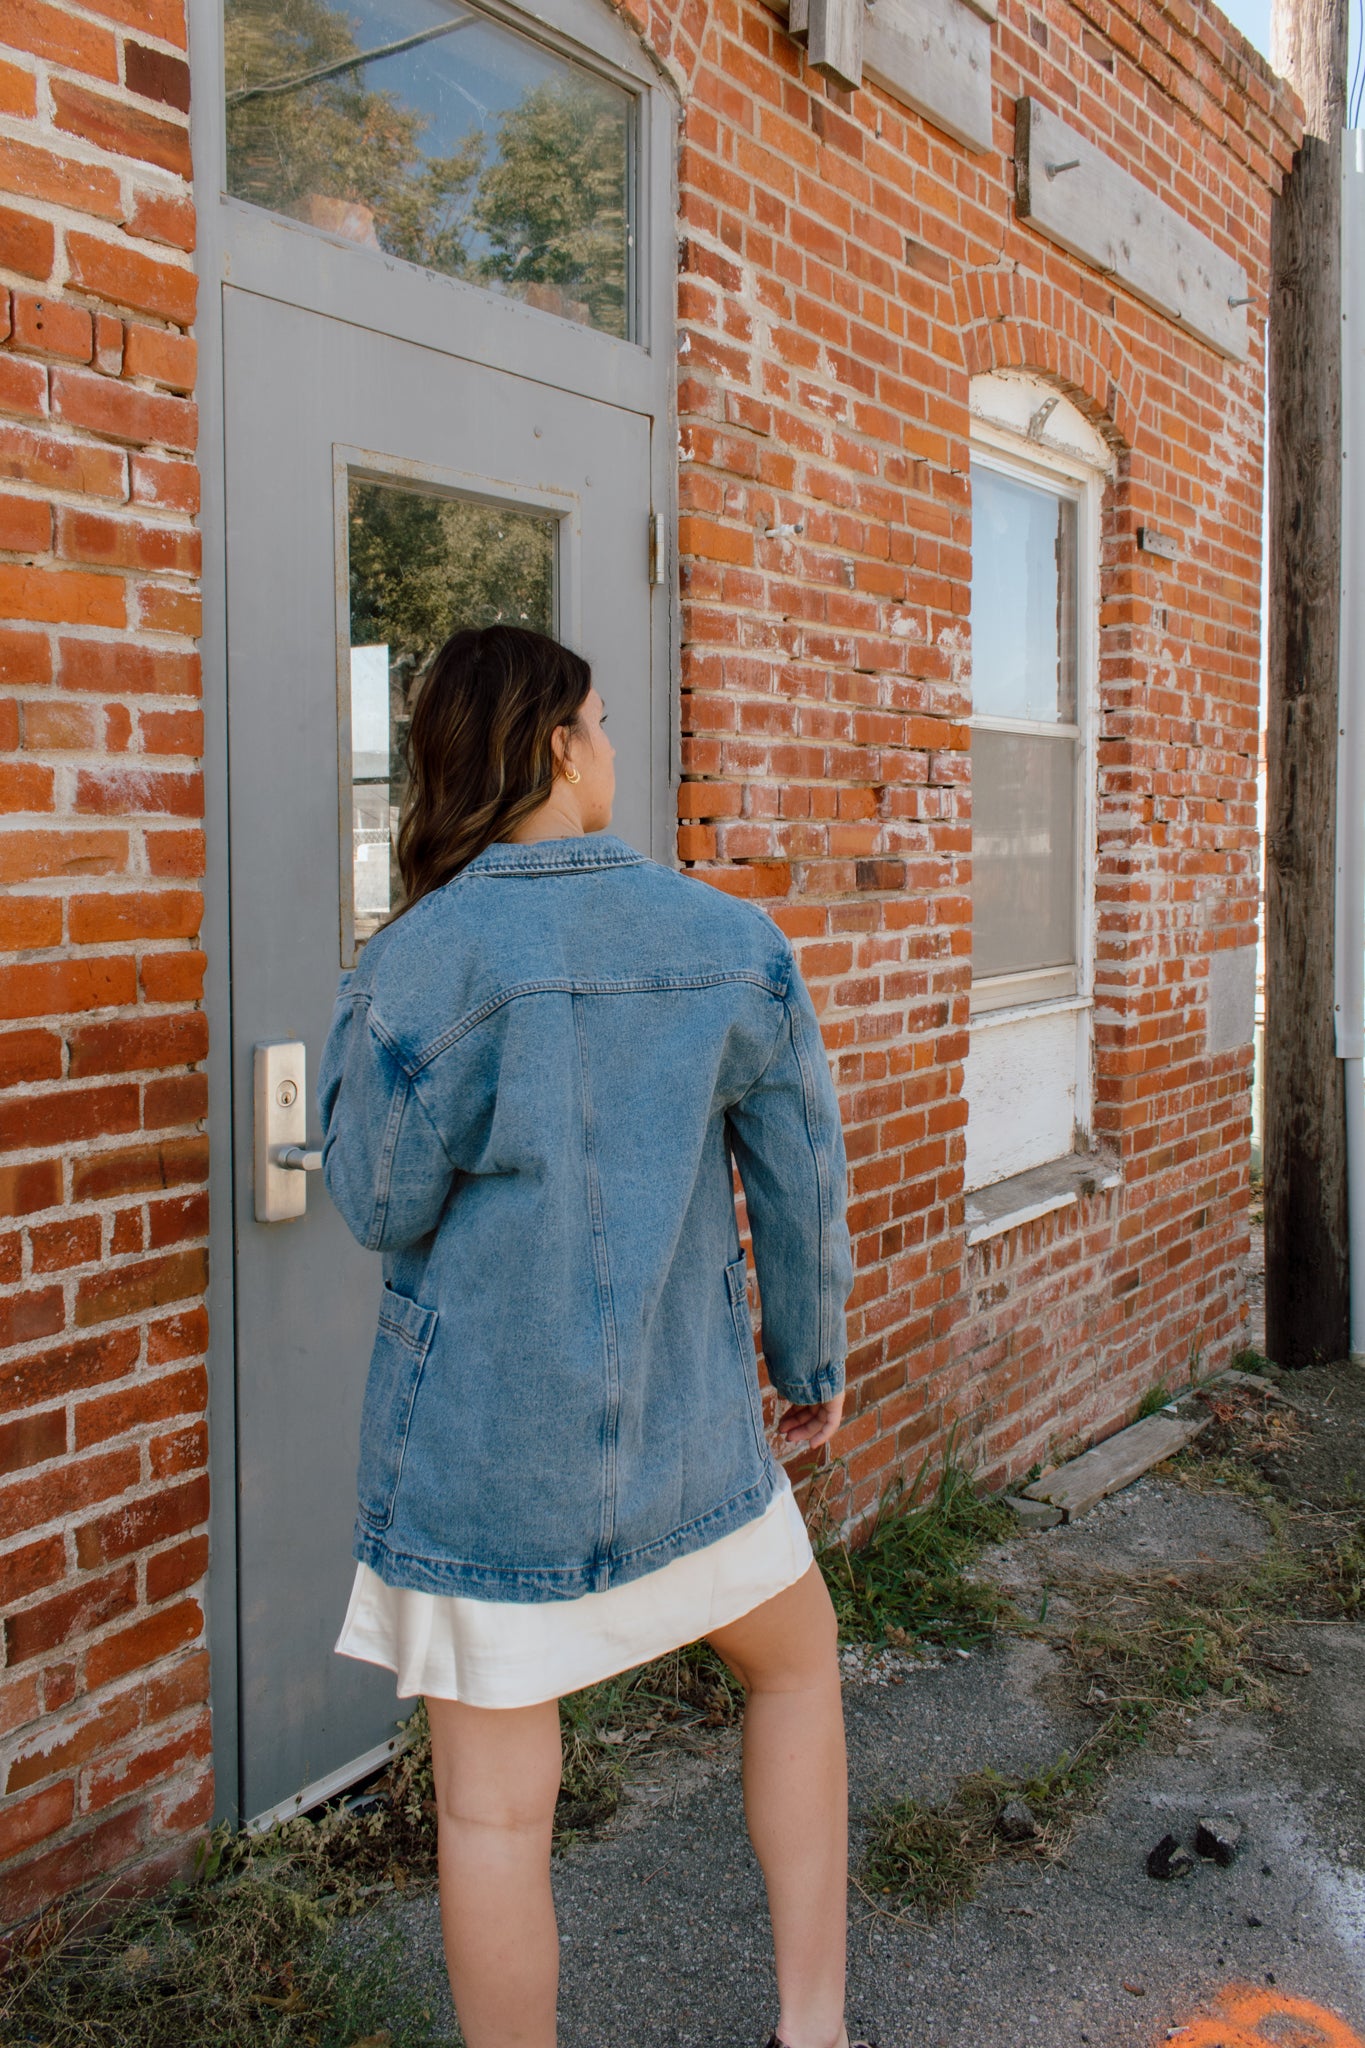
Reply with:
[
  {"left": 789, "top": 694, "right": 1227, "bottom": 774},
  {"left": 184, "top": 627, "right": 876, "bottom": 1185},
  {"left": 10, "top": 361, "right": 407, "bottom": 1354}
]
[{"left": 956, "top": 269, "right": 1142, "bottom": 457}]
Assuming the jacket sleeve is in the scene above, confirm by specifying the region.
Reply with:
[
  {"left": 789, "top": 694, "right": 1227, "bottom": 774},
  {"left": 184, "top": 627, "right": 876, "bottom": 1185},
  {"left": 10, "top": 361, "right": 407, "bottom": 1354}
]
[
  {"left": 725, "top": 952, "right": 853, "bottom": 1405},
  {"left": 317, "top": 985, "right": 456, "bottom": 1252}
]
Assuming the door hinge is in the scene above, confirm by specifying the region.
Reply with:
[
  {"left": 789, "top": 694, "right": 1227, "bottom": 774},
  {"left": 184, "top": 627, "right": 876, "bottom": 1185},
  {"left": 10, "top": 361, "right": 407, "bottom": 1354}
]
[{"left": 649, "top": 511, "right": 665, "bottom": 586}]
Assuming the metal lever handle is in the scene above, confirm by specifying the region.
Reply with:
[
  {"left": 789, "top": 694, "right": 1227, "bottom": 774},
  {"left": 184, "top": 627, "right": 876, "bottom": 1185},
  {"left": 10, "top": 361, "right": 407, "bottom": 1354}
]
[{"left": 277, "top": 1145, "right": 322, "bottom": 1172}]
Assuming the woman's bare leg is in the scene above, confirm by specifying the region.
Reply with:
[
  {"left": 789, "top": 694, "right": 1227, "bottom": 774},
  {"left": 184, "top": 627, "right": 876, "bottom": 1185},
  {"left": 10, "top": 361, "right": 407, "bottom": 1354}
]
[
  {"left": 707, "top": 1564, "right": 848, "bottom": 2048},
  {"left": 425, "top": 1694, "right": 563, "bottom": 2048}
]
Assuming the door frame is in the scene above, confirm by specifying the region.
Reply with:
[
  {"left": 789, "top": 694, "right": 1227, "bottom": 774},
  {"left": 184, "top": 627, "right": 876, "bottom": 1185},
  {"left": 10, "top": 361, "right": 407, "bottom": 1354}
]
[{"left": 188, "top": 0, "right": 679, "bottom": 1823}]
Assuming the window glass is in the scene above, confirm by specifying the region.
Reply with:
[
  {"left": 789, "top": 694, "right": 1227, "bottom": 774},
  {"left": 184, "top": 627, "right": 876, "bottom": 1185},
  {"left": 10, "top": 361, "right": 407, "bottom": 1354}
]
[
  {"left": 226, "top": 0, "right": 633, "bottom": 338},
  {"left": 970, "top": 464, "right": 1077, "bottom": 724},
  {"left": 345, "top": 476, "right": 556, "bottom": 949},
  {"left": 972, "top": 730, "right": 1077, "bottom": 980}
]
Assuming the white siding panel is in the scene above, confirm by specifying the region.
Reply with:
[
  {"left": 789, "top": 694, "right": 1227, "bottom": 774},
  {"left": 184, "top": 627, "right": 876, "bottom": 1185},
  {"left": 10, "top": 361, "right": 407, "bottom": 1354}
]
[{"left": 964, "top": 1008, "right": 1078, "bottom": 1188}]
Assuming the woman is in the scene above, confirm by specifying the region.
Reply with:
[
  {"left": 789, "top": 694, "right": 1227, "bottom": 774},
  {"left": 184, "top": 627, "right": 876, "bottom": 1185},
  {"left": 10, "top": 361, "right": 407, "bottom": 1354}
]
[{"left": 320, "top": 625, "right": 864, "bottom": 2048}]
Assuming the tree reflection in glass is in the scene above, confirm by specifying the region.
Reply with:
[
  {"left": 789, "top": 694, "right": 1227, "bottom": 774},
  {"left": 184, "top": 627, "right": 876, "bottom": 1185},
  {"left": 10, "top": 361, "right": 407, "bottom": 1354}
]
[
  {"left": 226, "top": 0, "right": 632, "bottom": 337},
  {"left": 345, "top": 476, "right": 556, "bottom": 948}
]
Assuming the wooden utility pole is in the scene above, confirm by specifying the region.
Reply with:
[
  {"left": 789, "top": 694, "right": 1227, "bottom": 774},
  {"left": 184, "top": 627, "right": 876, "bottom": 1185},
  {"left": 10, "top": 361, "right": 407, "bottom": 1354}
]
[{"left": 1264, "top": 0, "right": 1350, "bottom": 1366}]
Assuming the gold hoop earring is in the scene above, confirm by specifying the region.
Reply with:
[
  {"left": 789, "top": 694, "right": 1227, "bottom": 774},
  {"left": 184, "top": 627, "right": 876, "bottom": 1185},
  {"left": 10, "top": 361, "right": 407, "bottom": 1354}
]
[{"left": 563, "top": 762, "right": 582, "bottom": 785}]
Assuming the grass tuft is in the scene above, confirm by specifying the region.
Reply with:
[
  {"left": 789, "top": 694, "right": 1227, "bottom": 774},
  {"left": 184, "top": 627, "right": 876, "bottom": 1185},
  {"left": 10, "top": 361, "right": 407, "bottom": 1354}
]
[{"left": 815, "top": 1452, "right": 1015, "bottom": 1651}]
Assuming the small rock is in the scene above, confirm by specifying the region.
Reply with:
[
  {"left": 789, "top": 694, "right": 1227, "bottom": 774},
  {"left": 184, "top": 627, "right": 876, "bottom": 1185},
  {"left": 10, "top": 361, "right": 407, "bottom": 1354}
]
[
  {"left": 1146, "top": 1833, "right": 1195, "bottom": 1881},
  {"left": 1245, "top": 1911, "right": 1264, "bottom": 1927},
  {"left": 1195, "top": 1815, "right": 1244, "bottom": 1866},
  {"left": 1005, "top": 1495, "right": 1064, "bottom": 1530},
  {"left": 997, "top": 1798, "right": 1040, "bottom": 1842}
]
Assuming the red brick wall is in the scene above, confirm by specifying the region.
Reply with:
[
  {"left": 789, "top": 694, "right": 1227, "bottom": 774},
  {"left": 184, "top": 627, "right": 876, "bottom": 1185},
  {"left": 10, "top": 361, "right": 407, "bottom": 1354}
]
[
  {"left": 0, "top": 0, "right": 1300, "bottom": 1934},
  {"left": 0, "top": 0, "right": 210, "bottom": 1929},
  {"left": 643, "top": 0, "right": 1299, "bottom": 1513}
]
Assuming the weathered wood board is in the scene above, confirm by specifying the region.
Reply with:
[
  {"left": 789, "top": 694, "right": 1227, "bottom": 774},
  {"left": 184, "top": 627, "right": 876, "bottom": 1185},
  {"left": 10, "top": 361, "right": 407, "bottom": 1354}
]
[
  {"left": 765, "top": 0, "right": 993, "bottom": 153},
  {"left": 1020, "top": 1409, "right": 1207, "bottom": 1519},
  {"left": 809, "top": 0, "right": 863, "bottom": 90},
  {"left": 1014, "top": 98, "right": 1249, "bottom": 361}
]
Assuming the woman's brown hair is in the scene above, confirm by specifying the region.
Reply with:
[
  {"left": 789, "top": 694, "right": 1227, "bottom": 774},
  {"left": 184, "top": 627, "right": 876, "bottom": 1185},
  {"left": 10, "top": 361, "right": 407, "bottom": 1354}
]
[{"left": 395, "top": 624, "right": 591, "bottom": 914}]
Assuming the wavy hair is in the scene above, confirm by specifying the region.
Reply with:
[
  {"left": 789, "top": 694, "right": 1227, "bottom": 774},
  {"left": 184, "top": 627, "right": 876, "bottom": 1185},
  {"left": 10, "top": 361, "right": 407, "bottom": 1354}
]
[{"left": 395, "top": 624, "right": 591, "bottom": 914}]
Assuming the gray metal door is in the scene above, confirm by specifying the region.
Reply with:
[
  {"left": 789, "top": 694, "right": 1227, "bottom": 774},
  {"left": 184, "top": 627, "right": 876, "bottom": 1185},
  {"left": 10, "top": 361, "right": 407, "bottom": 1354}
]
[{"left": 224, "top": 285, "right": 655, "bottom": 1819}]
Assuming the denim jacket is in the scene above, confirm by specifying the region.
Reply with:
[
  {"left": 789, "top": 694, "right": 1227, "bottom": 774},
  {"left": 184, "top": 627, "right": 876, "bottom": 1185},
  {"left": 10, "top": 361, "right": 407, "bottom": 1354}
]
[{"left": 318, "top": 833, "right": 852, "bottom": 1601}]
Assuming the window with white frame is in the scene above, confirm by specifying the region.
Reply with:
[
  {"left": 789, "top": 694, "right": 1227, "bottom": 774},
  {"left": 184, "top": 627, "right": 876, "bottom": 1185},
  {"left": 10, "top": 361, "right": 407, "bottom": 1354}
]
[{"left": 964, "top": 373, "right": 1112, "bottom": 1191}]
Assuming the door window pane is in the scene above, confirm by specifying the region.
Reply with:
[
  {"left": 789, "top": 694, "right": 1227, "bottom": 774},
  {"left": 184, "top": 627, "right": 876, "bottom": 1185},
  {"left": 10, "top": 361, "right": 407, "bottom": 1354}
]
[
  {"left": 972, "top": 730, "right": 1076, "bottom": 980},
  {"left": 344, "top": 476, "right": 556, "bottom": 951},
  {"left": 970, "top": 463, "right": 1077, "bottom": 724},
  {"left": 226, "top": 0, "right": 634, "bottom": 338}
]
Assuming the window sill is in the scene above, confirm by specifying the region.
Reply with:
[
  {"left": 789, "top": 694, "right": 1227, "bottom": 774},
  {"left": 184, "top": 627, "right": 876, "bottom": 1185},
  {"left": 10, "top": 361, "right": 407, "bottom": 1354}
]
[{"left": 965, "top": 1151, "right": 1121, "bottom": 1245}]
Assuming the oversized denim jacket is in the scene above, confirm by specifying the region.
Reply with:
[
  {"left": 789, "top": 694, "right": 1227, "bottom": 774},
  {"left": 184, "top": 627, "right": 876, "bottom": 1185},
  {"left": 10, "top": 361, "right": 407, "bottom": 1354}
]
[{"left": 318, "top": 833, "right": 853, "bottom": 1601}]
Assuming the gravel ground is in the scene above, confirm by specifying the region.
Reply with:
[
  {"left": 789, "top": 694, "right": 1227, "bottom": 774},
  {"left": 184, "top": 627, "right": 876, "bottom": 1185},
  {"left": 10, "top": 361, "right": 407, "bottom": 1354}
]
[{"left": 337, "top": 1417, "right": 1365, "bottom": 2046}]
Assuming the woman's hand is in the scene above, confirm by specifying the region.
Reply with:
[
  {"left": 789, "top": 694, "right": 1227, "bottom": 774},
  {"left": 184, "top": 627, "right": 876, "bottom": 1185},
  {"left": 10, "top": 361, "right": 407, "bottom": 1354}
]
[{"left": 776, "top": 1391, "right": 844, "bottom": 1452}]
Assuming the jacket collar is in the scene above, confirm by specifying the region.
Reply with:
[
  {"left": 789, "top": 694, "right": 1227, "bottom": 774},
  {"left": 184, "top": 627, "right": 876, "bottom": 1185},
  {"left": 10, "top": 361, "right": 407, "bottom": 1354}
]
[{"left": 466, "top": 833, "right": 647, "bottom": 877}]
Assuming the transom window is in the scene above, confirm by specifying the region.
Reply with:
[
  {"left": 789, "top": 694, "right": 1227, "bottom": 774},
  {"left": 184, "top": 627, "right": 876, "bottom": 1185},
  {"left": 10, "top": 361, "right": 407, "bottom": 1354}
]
[
  {"left": 964, "top": 373, "right": 1111, "bottom": 1192},
  {"left": 224, "top": 0, "right": 635, "bottom": 338}
]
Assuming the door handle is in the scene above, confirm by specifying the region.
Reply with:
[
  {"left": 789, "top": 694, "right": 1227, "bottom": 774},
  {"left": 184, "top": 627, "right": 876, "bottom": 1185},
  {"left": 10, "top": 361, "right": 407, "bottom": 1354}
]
[{"left": 254, "top": 1041, "right": 323, "bottom": 1222}]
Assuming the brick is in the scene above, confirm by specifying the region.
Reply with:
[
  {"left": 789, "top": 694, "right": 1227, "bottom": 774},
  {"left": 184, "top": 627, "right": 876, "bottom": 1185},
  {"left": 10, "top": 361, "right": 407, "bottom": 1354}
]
[
  {"left": 31, "top": 1214, "right": 101, "bottom": 1271},
  {"left": 0, "top": 1806, "right": 144, "bottom": 1929},
  {"left": 0, "top": 492, "right": 53, "bottom": 553},
  {"left": 70, "top": 1135, "right": 205, "bottom": 1201},
  {"left": 57, "top": 638, "right": 199, "bottom": 697},
  {"left": 149, "top": 1420, "right": 204, "bottom": 1479},
  {"left": 126, "top": 185, "right": 195, "bottom": 253},
  {"left": 3, "top": 0, "right": 120, "bottom": 81},
  {"left": 0, "top": 1405, "right": 65, "bottom": 1476},
  {"left": 0, "top": 1779, "right": 75, "bottom": 1863},
  {"left": 124, "top": 41, "right": 191, "bottom": 113},
  {"left": 10, "top": 294, "right": 93, "bottom": 363},
  {"left": 0, "top": 1326, "right": 138, "bottom": 1410},
  {"left": 65, "top": 232, "right": 197, "bottom": 326},
  {"left": 0, "top": 828, "right": 127, "bottom": 884},
  {"left": 51, "top": 77, "right": 190, "bottom": 178},
  {"left": 85, "top": 1711, "right": 209, "bottom": 1812},
  {"left": 0, "top": 58, "right": 39, "bottom": 119},
  {"left": 146, "top": 1531, "right": 207, "bottom": 1603},
  {"left": 142, "top": 1647, "right": 208, "bottom": 1727},
  {"left": 0, "top": 955, "right": 136, "bottom": 1020},
  {"left": 0, "top": 422, "right": 125, "bottom": 500},
  {"left": 144, "top": 1071, "right": 206, "bottom": 1126},
  {"left": 75, "top": 769, "right": 201, "bottom": 818},
  {"left": 50, "top": 366, "right": 196, "bottom": 453},
  {"left": 0, "top": 629, "right": 51, "bottom": 685},
  {"left": 130, "top": 452, "right": 199, "bottom": 513},
  {"left": 139, "top": 950, "right": 204, "bottom": 1002},
  {"left": 21, "top": 700, "right": 98, "bottom": 749},
  {"left": 0, "top": 354, "right": 50, "bottom": 421},
  {"left": 73, "top": 1361, "right": 205, "bottom": 1448},
  {"left": 93, "top": 312, "right": 124, "bottom": 375},
  {"left": 121, "top": 323, "right": 196, "bottom": 393},
  {"left": 75, "top": 1472, "right": 208, "bottom": 1568},
  {"left": 84, "top": 1596, "right": 201, "bottom": 1691},
  {"left": 134, "top": 581, "right": 199, "bottom": 634},
  {"left": 55, "top": 508, "right": 199, "bottom": 575},
  {"left": 147, "top": 1189, "right": 206, "bottom": 1247},
  {"left": 0, "top": 1285, "right": 64, "bottom": 1351},
  {"left": 0, "top": 1445, "right": 138, "bottom": 1543},
  {"left": 145, "top": 828, "right": 204, "bottom": 876},
  {"left": 0, "top": 1026, "right": 62, "bottom": 1086},
  {"left": 68, "top": 1011, "right": 207, "bottom": 1077},
  {"left": 0, "top": 565, "right": 124, "bottom": 628},
  {"left": 0, "top": 1157, "right": 61, "bottom": 1217},
  {"left": 4, "top": 1563, "right": 136, "bottom": 1666},
  {"left": 0, "top": 759, "right": 54, "bottom": 808},
  {"left": 81, "top": 0, "right": 187, "bottom": 47},
  {"left": 0, "top": 204, "right": 55, "bottom": 281},
  {"left": 0, "top": 138, "right": 123, "bottom": 225},
  {"left": 74, "top": 1246, "right": 207, "bottom": 1328},
  {"left": 5, "top": 1688, "right": 141, "bottom": 1792},
  {"left": 0, "top": 1531, "right": 65, "bottom": 1610},
  {"left": 0, "top": 1078, "right": 139, "bottom": 1152},
  {"left": 145, "top": 1304, "right": 206, "bottom": 1363},
  {"left": 69, "top": 888, "right": 201, "bottom": 942}
]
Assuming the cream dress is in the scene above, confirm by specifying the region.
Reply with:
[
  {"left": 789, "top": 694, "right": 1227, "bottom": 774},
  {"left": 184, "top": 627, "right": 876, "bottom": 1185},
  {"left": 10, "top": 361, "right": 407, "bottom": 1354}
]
[{"left": 335, "top": 1464, "right": 814, "bottom": 1707}]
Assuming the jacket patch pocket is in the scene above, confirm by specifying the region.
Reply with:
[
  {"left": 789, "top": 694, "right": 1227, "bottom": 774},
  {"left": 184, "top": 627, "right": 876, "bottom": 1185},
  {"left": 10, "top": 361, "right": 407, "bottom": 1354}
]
[
  {"left": 724, "top": 1255, "right": 768, "bottom": 1461},
  {"left": 357, "top": 1286, "right": 438, "bottom": 1531}
]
